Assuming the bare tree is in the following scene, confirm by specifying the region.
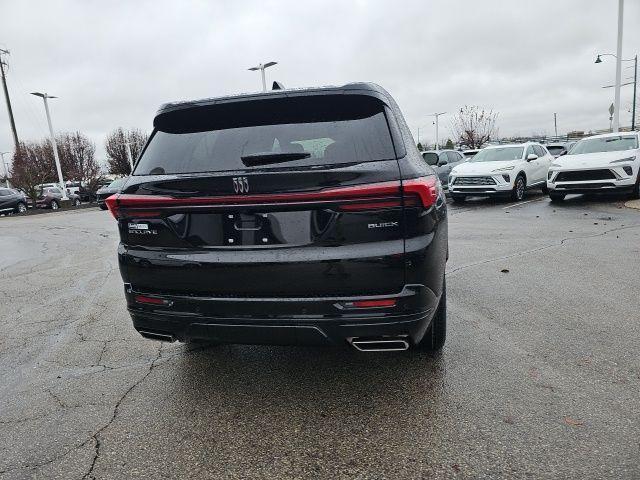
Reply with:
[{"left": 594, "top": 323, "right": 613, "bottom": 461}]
[
  {"left": 105, "top": 128, "right": 149, "bottom": 175},
  {"left": 10, "top": 141, "right": 57, "bottom": 205},
  {"left": 451, "top": 106, "right": 498, "bottom": 148},
  {"left": 56, "top": 132, "right": 101, "bottom": 189}
]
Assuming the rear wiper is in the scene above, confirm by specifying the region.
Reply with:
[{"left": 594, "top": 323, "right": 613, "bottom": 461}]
[{"left": 241, "top": 152, "right": 311, "bottom": 167}]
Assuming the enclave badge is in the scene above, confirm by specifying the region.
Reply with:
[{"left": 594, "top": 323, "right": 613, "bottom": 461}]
[{"left": 233, "top": 176, "right": 249, "bottom": 194}]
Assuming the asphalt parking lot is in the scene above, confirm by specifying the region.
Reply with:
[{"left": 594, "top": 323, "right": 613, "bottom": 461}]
[{"left": 1, "top": 193, "right": 639, "bottom": 479}]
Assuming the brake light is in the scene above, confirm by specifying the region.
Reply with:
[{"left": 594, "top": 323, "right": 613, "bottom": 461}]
[
  {"left": 402, "top": 176, "right": 440, "bottom": 209},
  {"left": 104, "top": 194, "right": 119, "bottom": 219}
]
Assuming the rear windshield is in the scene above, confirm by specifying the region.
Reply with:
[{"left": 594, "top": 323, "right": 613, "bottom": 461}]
[
  {"left": 546, "top": 146, "right": 565, "bottom": 155},
  {"left": 135, "top": 95, "right": 396, "bottom": 175},
  {"left": 422, "top": 152, "right": 439, "bottom": 166}
]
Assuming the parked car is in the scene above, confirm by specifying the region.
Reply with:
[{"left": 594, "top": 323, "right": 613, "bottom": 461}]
[
  {"left": 547, "top": 132, "right": 640, "bottom": 202},
  {"left": 421, "top": 149, "right": 465, "bottom": 188},
  {"left": 75, "top": 185, "right": 97, "bottom": 203},
  {"left": 34, "top": 187, "right": 81, "bottom": 209},
  {"left": 463, "top": 149, "right": 481, "bottom": 159},
  {"left": 106, "top": 82, "right": 449, "bottom": 352},
  {"left": 96, "top": 178, "right": 128, "bottom": 210},
  {"left": 0, "top": 188, "right": 28, "bottom": 214},
  {"left": 448, "top": 142, "right": 553, "bottom": 202},
  {"left": 64, "top": 181, "right": 82, "bottom": 196}
]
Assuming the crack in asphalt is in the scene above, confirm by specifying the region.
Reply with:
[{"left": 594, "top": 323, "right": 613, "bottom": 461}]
[
  {"left": 82, "top": 344, "right": 163, "bottom": 480},
  {"left": 446, "top": 223, "right": 640, "bottom": 277}
]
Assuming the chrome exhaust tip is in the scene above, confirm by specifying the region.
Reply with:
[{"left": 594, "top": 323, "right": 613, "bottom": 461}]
[
  {"left": 349, "top": 336, "right": 410, "bottom": 352},
  {"left": 138, "top": 330, "right": 176, "bottom": 343}
]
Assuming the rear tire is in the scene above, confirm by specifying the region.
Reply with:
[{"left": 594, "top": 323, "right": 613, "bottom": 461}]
[
  {"left": 511, "top": 175, "right": 526, "bottom": 201},
  {"left": 549, "top": 191, "right": 565, "bottom": 202},
  {"left": 73, "top": 198, "right": 81, "bottom": 206},
  {"left": 15, "top": 202, "right": 27, "bottom": 214},
  {"left": 451, "top": 194, "right": 466, "bottom": 203},
  {"left": 416, "top": 278, "right": 446, "bottom": 352},
  {"left": 631, "top": 173, "right": 640, "bottom": 199},
  {"left": 50, "top": 200, "right": 59, "bottom": 210}
]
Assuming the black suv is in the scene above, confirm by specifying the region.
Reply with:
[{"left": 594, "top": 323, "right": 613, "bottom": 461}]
[
  {"left": 0, "top": 188, "right": 28, "bottom": 214},
  {"left": 107, "top": 83, "right": 448, "bottom": 352}
]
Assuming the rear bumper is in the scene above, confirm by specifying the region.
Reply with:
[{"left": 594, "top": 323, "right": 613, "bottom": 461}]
[{"left": 125, "top": 283, "right": 439, "bottom": 347}]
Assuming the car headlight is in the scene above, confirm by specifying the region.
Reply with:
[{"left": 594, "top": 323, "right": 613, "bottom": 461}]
[
  {"left": 610, "top": 155, "right": 637, "bottom": 164},
  {"left": 492, "top": 166, "right": 515, "bottom": 172}
]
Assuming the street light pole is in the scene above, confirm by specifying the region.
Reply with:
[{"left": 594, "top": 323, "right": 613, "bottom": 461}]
[
  {"left": 248, "top": 62, "right": 278, "bottom": 92},
  {"left": 0, "top": 151, "right": 10, "bottom": 187},
  {"left": 429, "top": 112, "right": 446, "bottom": 149},
  {"left": 554, "top": 113, "right": 558, "bottom": 137},
  {"left": 31, "top": 92, "right": 67, "bottom": 199},
  {"left": 613, "top": 0, "right": 624, "bottom": 132},
  {"left": 632, "top": 55, "right": 637, "bottom": 130},
  {"left": 596, "top": 53, "right": 636, "bottom": 130}
]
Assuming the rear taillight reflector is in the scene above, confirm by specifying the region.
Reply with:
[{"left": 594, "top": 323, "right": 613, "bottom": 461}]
[
  {"left": 351, "top": 299, "right": 397, "bottom": 308},
  {"left": 134, "top": 295, "right": 170, "bottom": 306},
  {"left": 402, "top": 176, "right": 440, "bottom": 209}
]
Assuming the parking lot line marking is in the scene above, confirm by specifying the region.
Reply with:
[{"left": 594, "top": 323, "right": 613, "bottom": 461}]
[{"left": 502, "top": 198, "right": 541, "bottom": 209}]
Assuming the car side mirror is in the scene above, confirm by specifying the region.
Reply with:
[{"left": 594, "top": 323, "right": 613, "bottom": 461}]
[
  {"left": 526, "top": 154, "right": 538, "bottom": 161},
  {"left": 437, "top": 160, "right": 448, "bottom": 166},
  {"left": 559, "top": 150, "right": 568, "bottom": 156}
]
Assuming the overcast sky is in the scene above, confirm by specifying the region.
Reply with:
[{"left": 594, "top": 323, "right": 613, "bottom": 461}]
[{"left": 1, "top": 0, "right": 639, "bottom": 166}]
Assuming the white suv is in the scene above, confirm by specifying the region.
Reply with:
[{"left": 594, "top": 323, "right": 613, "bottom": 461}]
[
  {"left": 546, "top": 132, "right": 640, "bottom": 202},
  {"left": 448, "top": 142, "right": 553, "bottom": 202}
]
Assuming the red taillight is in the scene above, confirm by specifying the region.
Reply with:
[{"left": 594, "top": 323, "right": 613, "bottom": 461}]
[
  {"left": 105, "top": 181, "right": 404, "bottom": 219},
  {"left": 351, "top": 299, "right": 397, "bottom": 308},
  {"left": 338, "top": 199, "right": 403, "bottom": 211},
  {"left": 104, "top": 194, "right": 119, "bottom": 219},
  {"left": 105, "top": 177, "right": 439, "bottom": 220},
  {"left": 134, "top": 294, "right": 170, "bottom": 306},
  {"left": 402, "top": 176, "right": 440, "bottom": 209}
]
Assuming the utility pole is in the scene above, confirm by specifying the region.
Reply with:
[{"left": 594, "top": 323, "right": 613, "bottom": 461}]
[
  {"left": 553, "top": 113, "right": 558, "bottom": 137},
  {"left": 31, "top": 92, "right": 67, "bottom": 200},
  {"left": 613, "top": 0, "right": 624, "bottom": 132},
  {"left": 0, "top": 48, "right": 19, "bottom": 150},
  {"left": 0, "top": 151, "right": 9, "bottom": 187},
  {"left": 429, "top": 112, "right": 446, "bottom": 150}
]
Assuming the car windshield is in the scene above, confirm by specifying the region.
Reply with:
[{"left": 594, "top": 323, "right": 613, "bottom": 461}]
[
  {"left": 469, "top": 146, "right": 523, "bottom": 162},
  {"left": 569, "top": 135, "right": 638, "bottom": 154},
  {"left": 135, "top": 95, "right": 396, "bottom": 175},
  {"left": 107, "top": 178, "right": 126, "bottom": 189}
]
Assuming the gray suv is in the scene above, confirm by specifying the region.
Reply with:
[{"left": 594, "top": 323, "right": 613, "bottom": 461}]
[{"left": 421, "top": 150, "right": 465, "bottom": 188}]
